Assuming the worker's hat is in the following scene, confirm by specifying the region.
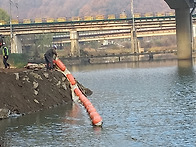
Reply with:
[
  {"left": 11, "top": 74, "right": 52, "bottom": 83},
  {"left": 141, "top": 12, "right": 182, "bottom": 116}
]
[{"left": 53, "top": 45, "right": 57, "bottom": 49}]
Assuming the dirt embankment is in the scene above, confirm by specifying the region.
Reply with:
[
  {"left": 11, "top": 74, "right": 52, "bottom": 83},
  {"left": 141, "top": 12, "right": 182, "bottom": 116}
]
[{"left": 0, "top": 67, "right": 91, "bottom": 117}]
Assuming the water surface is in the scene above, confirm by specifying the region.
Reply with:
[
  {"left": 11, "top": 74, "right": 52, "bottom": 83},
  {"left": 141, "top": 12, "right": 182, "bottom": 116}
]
[{"left": 1, "top": 60, "right": 196, "bottom": 147}]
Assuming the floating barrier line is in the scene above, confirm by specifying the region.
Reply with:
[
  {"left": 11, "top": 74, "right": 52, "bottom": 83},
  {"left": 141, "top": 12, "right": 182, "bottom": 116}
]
[{"left": 53, "top": 59, "right": 103, "bottom": 126}]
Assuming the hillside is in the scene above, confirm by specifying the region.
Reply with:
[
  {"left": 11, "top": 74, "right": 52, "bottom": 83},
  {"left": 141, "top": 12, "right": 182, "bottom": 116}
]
[{"left": 0, "top": 0, "right": 172, "bottom": 19}]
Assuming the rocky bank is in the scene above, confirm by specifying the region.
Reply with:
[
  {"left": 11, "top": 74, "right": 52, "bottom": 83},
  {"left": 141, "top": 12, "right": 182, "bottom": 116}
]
[{"left": 0, "top": 66, "right": 91, "bottom": 119}]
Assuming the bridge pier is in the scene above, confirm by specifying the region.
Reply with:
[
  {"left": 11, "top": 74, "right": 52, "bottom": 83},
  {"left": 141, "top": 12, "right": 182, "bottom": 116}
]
[
  {"left": 175, "top": 8, "right": 192, "bottom": 59},
  {"left": 70, "top": 31, "right": 80, "bottom": 57},
  {"left": 164, "top": 0, "right": 194, "bottom": 60},
  {"left": 11, "top": 34, "right": 22, "bottom": 53}
]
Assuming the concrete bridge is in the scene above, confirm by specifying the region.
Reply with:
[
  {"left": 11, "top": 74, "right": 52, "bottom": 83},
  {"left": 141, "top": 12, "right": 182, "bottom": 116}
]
[
  {"left": 164, "top": 0, "right": 196, "bottom": 60},
  {"left": 1, "top": 0, "right": 196, "bottom": 60},
  {"left": 0, "top": 16, "right": 177, "bottom": 57}
]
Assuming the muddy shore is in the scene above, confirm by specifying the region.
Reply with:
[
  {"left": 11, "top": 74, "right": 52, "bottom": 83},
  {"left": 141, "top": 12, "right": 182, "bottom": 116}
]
[{"left": 0, "top": 67, "right": 91, "bottom": 119}]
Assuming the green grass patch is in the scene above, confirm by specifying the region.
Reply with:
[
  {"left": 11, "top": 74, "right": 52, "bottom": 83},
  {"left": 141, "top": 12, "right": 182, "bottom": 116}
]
[{"left": 9, "top": 54, "right": 29, "bottom": 68}]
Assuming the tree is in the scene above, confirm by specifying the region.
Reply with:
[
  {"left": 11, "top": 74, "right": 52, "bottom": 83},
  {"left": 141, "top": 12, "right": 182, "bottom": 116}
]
[{"left": 0, "top": 8, "right": 10, "bottom": 23}]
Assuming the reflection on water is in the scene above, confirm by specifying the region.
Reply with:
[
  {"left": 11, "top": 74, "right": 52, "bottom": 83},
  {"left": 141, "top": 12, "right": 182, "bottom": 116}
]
[
  {"left": 168, "top": 60, "right": 196, "bottom": 146},
  {"left": 67, "top": 59, "right": 178, "bottom": 72},
  {"left": 1, "top": 60, "right": 196, "bottom": 147},
  {"left": 0, "top": 102, "right": 87, "bottom": 146}
]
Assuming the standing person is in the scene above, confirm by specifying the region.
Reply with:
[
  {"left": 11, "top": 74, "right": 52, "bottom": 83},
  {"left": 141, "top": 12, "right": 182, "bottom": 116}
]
[
  {"left": 2, "top": 43, "right": 10, "bottom": 69},
  {"left": 44, "top": 45, "right": 57, "bottom": 70}
]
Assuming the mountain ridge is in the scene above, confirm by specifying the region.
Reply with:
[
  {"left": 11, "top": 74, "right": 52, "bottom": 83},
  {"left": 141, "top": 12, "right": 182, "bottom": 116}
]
[{"left": 0, "top": 0, "right": 172, "bottom": 19}]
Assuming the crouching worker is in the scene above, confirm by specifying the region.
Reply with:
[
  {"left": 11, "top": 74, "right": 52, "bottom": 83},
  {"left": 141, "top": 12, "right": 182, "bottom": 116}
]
[{"left": 44, "top": 45, "right": 57, "bottom": 70}]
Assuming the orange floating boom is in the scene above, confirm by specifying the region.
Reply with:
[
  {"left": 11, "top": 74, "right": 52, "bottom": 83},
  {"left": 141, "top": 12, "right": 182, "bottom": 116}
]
[
  {"left": 55, "top": 59, "right": 103, "bottom": 126},
  {"left": 79, "top": 94, "right": 103, "bottom": 126}
]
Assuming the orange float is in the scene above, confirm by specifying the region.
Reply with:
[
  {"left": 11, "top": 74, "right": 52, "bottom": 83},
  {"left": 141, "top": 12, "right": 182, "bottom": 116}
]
[
  {"left": 86, "top": 104, "right": 95, "bottom": 110},
  {"left": 92, "top": 115, "right": 102, "bottom": 126},
  {"left": 81, "top": 98, "right": 89, "bottom": 106},
  {"left": 79, "top": 94, "right": 86, "bottom": 102},
  {"left": 53, "top": 59, "right": 66, "bottom": 71},
  {"left": 83, "top": 99, "right": 92, "bottom": 108},
  {"left": 74, "top": 88, "right": 82, "bottom": 96},
  {"left": 87, "top": 105, "right": 97, "bottom": 114},
  {"left": 80, "top": 96, "right": 89, "bottom": 103},
  {"left": 67, "top": 74, "right": 76, "bottom": 85},
  {"left": 90, "top": 111, "right": 98, "bottom": 119}
]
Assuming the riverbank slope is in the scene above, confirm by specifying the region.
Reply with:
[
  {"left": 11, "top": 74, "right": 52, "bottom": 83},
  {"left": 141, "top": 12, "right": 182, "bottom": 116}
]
[{"left": 0, "top": 67, "right": 91, "bottom": 118}]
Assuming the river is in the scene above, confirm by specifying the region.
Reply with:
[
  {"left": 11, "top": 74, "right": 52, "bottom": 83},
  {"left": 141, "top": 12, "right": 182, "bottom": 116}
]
[{"left": 0, "top": 59, "right": 196, "bottom": 147}]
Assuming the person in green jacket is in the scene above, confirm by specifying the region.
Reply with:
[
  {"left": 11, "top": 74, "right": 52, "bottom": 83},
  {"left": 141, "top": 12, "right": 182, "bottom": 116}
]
[{"left": 2, "top": 43, "right": 10, "bottom": 69}]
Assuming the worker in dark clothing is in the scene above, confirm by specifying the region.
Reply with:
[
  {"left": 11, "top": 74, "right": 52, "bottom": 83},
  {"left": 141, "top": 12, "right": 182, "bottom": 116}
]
[
  {"left": 2, "top": 43, "right": 10, "bottom": 69},
  {"left": 44, "top": 45, "right": 57, "bottom": 70}
]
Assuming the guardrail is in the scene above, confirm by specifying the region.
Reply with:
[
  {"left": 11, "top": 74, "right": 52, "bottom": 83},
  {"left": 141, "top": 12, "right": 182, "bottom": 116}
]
[{"left": 0, "top": 12, "right": 176, "bottom": 26}]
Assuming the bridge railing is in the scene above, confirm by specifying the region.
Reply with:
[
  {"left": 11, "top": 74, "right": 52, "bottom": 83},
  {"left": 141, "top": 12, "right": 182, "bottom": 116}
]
[{"left": 0, "top": 12, "right": 176, "bottom": 26}]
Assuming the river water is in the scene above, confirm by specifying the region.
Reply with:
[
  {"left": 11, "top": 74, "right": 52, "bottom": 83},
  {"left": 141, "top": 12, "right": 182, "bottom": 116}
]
[{"left": 1, "top": 59, "right": 196, "bottom": 147}]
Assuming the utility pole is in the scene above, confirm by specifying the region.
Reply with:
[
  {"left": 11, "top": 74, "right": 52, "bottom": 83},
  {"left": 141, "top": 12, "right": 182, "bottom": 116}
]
[
  {"left": 131, "top": 0, "right": 134, "bottom": 53},
  {"left": 9, "top": 0, "right": 19, "bottom": 39},
  {"left": 9, "top": 0, "right": 13, "bottom": 39},
  {"left": 131, "top": 0, "right": 138, "bottom": 53},
  {"left": 16, "top": 2, "right": 19, "bottom": 20},
  {"left": 9, "top": 0, "right": 20, "bottom": 53}
]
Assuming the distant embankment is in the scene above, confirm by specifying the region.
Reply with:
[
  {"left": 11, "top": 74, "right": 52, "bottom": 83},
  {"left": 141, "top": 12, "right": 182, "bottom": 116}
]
[{"left": 62, "top": 51, "right": 177, "bottom": 65}]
